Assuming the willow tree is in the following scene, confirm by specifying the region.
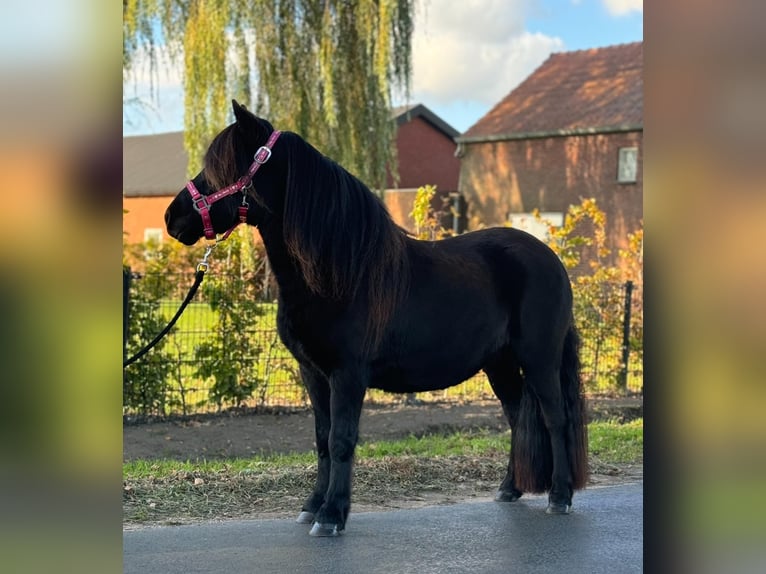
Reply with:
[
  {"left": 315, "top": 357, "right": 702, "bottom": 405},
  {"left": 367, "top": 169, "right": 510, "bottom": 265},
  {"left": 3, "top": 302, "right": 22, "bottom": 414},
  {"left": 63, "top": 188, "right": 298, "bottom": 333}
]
[{"left": 124, "top": 0, "right": 413, "bottom": 190}]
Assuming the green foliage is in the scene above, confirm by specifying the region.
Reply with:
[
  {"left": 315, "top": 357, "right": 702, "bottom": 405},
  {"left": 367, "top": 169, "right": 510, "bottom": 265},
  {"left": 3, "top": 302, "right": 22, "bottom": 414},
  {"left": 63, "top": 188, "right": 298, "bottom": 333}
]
[
  {"left": 410, "top": 184, "right": 436, "bottom": 239},
  {"left": 123, "top": 0, "right": 414, "bottom": 189},
  {"left": 409, "top": 185, "right": 454, "bottom": 240},
  {"left": 587, "top": 418, "right": 644, "bottom": 462},
  {"left": 123, "top": 230, "right": 275, "bottom": 413},
  {"left": 123, "top": 235, "right": 207, "bottom": 292},
  {"left": 123, "top": 267, "right": 173, "bottom": 416},
  {"left": 193, "top": 228, "right": 267, "bottom": 408},
  {"left": 124, "top": 236, "right": 209, "bottom": 415},
  {"left": 531, "top": 200, "right": 643, "bottom": 393}
]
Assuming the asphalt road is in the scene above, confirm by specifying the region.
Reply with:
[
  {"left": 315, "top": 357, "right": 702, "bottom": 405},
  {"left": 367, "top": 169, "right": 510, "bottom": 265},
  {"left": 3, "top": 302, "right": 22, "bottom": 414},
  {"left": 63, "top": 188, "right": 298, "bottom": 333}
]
[{"left": 124, "top": 482, "right": 643, "bottom": 574}]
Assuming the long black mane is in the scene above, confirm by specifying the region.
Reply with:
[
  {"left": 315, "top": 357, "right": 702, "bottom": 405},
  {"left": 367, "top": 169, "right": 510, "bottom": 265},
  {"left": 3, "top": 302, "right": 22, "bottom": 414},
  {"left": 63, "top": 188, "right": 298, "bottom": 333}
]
[{"left": 205, "top": 121, "right": 411, "bottom": 350}]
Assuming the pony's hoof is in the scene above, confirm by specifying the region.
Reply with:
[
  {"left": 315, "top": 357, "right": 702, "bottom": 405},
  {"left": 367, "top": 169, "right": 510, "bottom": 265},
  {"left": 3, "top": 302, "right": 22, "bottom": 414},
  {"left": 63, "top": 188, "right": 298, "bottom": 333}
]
[
  {"left": 494, "top": 490, "right": 522, "bottom": 502},
  {"left": 546, "top": 503, "right": 572, "bottom": 514},
  {"left": 296, "top": 511, "right": 314, "bottom": 524},
  {"left": 309, "top": 522, "right": 341, "bottom": 537}
]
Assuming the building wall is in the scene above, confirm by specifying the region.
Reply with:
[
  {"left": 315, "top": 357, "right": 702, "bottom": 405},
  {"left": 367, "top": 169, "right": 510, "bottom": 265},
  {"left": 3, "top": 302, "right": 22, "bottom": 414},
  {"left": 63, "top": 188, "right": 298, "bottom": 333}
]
[
  {"left": 458, "top": 131, "right": 643, "bottom": 267},
  {"left": 123, "top": 196, "right": 174, "bottom": 243},
  {"left": 384, "top": 190, "right": 418, "bottom": 231},
  {"left": 388, "top": 116, "right": 460, "bottom": 192},
  {"left": 383, "top": 188, "right": 457, "bottom": 234},
  {"left": 124, "top": 195, "right": 262, "bottom": 246}
]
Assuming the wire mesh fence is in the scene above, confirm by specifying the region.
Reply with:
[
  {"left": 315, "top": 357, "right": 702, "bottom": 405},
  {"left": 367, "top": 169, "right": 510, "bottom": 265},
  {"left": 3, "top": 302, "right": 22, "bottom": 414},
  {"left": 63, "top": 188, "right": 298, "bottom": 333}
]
[{"left": 123, "top": 269, "right": 642, "bottom": 417}]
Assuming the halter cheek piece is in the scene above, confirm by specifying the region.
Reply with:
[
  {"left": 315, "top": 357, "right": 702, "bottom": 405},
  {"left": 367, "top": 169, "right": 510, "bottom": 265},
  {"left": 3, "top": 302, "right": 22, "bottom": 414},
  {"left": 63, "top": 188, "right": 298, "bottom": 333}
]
[{"left": 186, "top": 130, "right": 281, "bottom": 241}]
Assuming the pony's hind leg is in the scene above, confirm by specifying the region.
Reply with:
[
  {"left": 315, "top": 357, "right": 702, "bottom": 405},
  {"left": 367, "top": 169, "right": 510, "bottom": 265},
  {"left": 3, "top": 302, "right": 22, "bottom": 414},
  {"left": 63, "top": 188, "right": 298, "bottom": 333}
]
[
  {"left": 484, "top": 351, "right": 525, "bottom": 502},
  {"left": 524, "top": 362, "right": 574, "bottom": 514},
  {"left": 296, "top": 365, "right": 331, "bottom": 525}
]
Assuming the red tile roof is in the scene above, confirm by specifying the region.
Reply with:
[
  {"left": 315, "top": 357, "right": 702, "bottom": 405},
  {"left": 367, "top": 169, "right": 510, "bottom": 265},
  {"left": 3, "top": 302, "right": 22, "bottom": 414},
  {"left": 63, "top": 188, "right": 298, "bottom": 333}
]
[
  {"left": 460, "top": 42, "right": 642, "bottom": 142},
  {"left": 124, "top": 132, "right": 187, "bottom": 197}
]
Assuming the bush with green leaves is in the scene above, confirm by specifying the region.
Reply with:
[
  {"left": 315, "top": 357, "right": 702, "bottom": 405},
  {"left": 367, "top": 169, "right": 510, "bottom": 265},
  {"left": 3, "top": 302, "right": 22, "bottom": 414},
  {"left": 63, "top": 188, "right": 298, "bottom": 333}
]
[
  {"left": 193, "top": 228, "right": 267, "bottom": 409},
  {"left": 123, "top": 267, "right": 174, "bottom": 416},
  {"left": 533, "top": 199, "right": 643, "bottom": 393}
]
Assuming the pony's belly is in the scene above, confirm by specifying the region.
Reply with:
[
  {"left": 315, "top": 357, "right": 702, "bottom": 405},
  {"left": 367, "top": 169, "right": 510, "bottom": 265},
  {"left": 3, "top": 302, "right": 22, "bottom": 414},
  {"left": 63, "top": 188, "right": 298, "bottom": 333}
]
[{"left": 369, "top": 363, "right": 481, "bottom": 394}]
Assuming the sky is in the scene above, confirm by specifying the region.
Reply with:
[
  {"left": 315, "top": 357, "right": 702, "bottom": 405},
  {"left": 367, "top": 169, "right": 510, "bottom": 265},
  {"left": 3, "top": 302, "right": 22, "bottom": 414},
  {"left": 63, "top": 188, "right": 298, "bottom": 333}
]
[{"left": 123, "top": 0, "right": 643, "bottom": 136}]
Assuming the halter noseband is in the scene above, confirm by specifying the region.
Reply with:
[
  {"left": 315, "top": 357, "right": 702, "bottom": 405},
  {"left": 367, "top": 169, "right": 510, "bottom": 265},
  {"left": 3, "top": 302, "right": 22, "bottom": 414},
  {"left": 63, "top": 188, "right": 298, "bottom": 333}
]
[{"left": 186, "top": 130, "right": 281, "bottom": 241}]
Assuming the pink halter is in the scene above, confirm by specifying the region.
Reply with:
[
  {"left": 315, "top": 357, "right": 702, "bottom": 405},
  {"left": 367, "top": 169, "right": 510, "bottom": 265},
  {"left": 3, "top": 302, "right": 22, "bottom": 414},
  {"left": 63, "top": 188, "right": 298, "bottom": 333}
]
[{"left": 186, "top": 130, "right": 281, "bottom": 240}]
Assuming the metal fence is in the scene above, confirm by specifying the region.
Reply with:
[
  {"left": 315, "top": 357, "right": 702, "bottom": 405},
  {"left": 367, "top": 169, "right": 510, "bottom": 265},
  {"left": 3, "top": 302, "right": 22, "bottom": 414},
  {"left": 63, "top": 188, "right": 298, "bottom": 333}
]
[{"left": 123, "top": 269, "right": 643, "bottom": 416}]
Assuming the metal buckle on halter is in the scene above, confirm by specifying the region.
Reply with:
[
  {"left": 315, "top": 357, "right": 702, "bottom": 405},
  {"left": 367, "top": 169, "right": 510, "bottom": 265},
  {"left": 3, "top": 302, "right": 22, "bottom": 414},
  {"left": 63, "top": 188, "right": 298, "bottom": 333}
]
[
  {"left": 254, "top": 145, "right": 272, "bottom": 164},
  {"left": 192, "top": 195, "right": 210, "bottom": 213}
]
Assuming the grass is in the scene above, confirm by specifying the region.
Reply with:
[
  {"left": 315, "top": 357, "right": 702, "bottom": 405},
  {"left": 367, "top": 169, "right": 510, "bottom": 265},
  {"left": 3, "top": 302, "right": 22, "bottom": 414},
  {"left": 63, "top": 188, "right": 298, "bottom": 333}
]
[
  {"left": 123, "top": 429, "right": 513, "bottom": 479},
  {"left": 123, "top": 420, "right": 642, "bottom": 525},
  {"left": 587, "top": 418, "right": 643, "bottom": 463},
  {"left": 124, "top": 421, "right": 642, "bottom": 478}
]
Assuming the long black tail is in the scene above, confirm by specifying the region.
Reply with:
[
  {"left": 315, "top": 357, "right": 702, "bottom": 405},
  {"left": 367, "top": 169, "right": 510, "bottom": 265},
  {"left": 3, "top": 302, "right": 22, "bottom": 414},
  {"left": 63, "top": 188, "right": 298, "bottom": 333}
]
[{"left": 512, "top": 324, "right": 589, "bottom": 493}]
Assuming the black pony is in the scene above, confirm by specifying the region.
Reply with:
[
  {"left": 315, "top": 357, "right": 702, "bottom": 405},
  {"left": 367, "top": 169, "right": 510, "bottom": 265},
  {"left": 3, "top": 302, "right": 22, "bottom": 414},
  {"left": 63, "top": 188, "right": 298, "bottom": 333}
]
[{"left": 165, "top": 101, "right": 588, "bottom": 536}]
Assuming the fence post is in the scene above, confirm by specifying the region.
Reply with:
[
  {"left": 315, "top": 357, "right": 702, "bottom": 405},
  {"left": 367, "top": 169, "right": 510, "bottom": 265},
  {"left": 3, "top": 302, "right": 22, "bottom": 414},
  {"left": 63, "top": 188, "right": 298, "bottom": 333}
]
[
  {"left": 618, "top": 280, "right": 634, "bottom": 394},
  {"left": 123, "top": 267, "right": 131, "bottom": 361}
]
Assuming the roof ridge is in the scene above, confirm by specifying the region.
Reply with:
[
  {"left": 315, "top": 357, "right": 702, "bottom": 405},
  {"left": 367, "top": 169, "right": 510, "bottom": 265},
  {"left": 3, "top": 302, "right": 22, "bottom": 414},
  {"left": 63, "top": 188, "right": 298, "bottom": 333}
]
[{"left": 549, "top": 40, "right": 643, "bottom": 57}]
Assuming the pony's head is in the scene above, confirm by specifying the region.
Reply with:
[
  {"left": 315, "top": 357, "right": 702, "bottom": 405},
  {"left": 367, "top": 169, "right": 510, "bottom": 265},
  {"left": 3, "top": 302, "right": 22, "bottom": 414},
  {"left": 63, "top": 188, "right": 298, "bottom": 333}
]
[{"left": 165, "top": 100, "right": 279, "bottom": 245}]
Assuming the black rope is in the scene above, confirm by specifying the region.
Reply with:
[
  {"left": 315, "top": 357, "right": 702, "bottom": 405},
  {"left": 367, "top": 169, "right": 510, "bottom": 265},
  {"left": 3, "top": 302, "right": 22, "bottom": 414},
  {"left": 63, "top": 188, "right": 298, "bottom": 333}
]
[{"left": 123, "top": 269, "right": 206, "bottom": 368}]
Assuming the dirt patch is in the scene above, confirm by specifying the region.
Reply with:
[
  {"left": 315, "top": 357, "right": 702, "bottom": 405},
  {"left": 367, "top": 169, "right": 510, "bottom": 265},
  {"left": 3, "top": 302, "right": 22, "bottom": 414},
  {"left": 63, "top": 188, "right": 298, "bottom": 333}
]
[{"left": 123, "top": 397, "right": 642, "bottom": 461}]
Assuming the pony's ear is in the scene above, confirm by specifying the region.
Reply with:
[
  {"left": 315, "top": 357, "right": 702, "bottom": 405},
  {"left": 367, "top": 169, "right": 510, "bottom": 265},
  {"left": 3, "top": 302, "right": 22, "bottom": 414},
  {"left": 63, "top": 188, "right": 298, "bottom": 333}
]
[{"left": 232, "top": 99, "right": 254, "bottom": 127}]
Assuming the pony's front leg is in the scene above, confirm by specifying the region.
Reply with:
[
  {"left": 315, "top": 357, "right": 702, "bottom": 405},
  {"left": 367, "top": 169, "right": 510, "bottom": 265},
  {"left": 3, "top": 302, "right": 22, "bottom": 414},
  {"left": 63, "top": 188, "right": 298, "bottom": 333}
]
[
  {"left": 309, "top": 365, "right": 367, "bottom": 537},
  {"left": 296, "top": 365, "right": 331, "bottom": 525}
]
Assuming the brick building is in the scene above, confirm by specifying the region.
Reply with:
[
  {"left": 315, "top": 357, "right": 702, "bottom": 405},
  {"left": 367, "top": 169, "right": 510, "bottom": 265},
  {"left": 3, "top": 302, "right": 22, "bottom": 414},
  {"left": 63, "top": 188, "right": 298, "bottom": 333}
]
[
  {"left": 456, "top": 42, "right": 643, "bottom": 268},
  {"left": 383, "top": 104, "right": 461, "bottom": 231}
]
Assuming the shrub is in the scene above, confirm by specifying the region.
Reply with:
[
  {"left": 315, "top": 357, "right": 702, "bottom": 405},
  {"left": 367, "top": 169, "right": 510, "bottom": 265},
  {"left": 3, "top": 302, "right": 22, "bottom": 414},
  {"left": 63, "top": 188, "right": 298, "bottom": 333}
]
[
  {"left": 533, "top": 200, "right": 643, "bottom": 393},
  {"left": 123, "top": 267, "right": 173, "bottom": 415},
  {"left": 193, "top": 228, "right": 267, "bottom": 409}
]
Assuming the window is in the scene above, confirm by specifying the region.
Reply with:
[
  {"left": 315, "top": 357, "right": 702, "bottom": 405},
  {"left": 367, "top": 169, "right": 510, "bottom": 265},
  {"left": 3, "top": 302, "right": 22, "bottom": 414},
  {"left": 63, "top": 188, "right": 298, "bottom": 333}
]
[
  {"left": 618, "top": 147, "right": 638, "bottom": 183},
  {"left": 508, "top": 212, "right": 563, "bottom": 242},
  {"left": 144, "top": 228, "right": 163, "bottom": 244}
]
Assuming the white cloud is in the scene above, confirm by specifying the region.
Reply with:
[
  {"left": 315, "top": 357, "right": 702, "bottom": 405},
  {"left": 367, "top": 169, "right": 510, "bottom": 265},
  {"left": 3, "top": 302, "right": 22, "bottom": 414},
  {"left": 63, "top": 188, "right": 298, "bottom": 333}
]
[
  {"left": 411, "top": 0, "right": 563, "bottom": 105},
  {"left": 601, "top": 0, "right": 642, "bottom": 16},
  {"left": 123, "top": 3, "right": 568, "bottom": 132}
]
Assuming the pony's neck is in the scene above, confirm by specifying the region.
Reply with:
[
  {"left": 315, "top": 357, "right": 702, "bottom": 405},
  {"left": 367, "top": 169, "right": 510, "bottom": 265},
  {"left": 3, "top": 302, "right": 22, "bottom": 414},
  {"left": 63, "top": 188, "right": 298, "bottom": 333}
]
[
  {"left": 248, "top": 146, "right": 314, "bottom": 302},
  {"left": 255, "top": 216, "right": 310, "bottom": 300},
  {"left": 251, "top": 130, "right": 409, "bottom": 343}
]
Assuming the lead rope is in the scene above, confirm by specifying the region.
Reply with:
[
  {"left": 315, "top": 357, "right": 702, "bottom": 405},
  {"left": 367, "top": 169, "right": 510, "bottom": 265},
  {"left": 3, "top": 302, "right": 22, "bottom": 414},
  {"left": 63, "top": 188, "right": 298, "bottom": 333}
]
[{"left": 123, "top": 243, "right": 216, "bottom": 368}]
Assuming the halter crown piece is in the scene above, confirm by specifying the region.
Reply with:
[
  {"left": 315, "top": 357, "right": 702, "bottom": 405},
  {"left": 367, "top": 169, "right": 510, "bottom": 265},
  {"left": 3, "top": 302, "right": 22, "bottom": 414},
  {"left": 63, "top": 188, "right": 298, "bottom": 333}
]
[{"left": 186, "top": 130, "right": 281, "bottom": 241}]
